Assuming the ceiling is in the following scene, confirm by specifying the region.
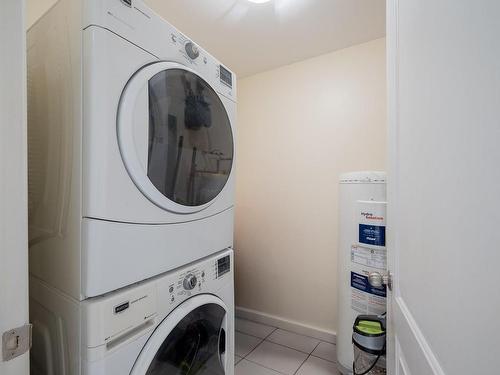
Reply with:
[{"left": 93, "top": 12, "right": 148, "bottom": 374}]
[{"left": 144, "top": 0, "right": 386, "bottom": 78}]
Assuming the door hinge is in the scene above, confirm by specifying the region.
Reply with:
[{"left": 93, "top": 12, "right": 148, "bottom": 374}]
[
  {"left": 2, "top": 324, "right": 32, "bottom": 362},
  {"left": 368, "top": 271, "right": 393, "bottom": 291}
]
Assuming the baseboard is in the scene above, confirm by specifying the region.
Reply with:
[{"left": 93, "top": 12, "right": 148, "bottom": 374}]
[{"left": 235, "top": 306, "right": 336, "bottom": 344}]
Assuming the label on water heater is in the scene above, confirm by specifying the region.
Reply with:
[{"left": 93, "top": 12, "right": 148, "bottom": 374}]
[
  {"left": 350, "top": 201, "right": 387, "bottom": 315},
  {"left": 351, "top": 245, "right": 386, "bottom": 270},
  {"left": 350, "top": 270, "right": 386, "bottom": 315},
  {"left": 359, "top": 224, "right": 385, "bottom": 246},
  {"left": 351, "top": 272, "right": 387, "bottom": 298},
  {"left": 358, "top": 201, "right": 386, "bottom": 247}
]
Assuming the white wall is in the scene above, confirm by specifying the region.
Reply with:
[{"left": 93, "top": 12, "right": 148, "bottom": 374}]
[{"left": 234, "top": 38, "right": 386, "bottom": 335}]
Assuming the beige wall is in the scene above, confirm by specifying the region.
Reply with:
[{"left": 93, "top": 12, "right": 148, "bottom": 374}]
[
  {"left": 26, "top": 0, "right": 57, "bottom": 28},
  {"left": 234, "top": 38, "right": 386, "bottom": 334}
]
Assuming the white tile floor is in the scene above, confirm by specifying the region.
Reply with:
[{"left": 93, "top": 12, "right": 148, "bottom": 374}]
[{"left": 235, "top": 318, "right": 340, "bottom": 375}]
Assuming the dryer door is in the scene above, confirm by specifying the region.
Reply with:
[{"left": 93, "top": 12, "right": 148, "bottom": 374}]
[
  {"left": 118, "top": 62, "right": 234, "bottom": 214},
  {"left": 131, "top": 295, "right": 229, "bottom": 375}
]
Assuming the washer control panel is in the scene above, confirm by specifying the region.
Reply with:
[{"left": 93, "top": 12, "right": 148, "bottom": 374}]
[
  {"left": 162, "top": 250, "right": 233, "bottom": 307},
  {"left": 82, "top": 249, "right": 233, "bottom": 349}
]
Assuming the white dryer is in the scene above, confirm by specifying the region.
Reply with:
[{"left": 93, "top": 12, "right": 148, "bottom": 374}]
[
  {"left": 28, "top": 0, "right": 236, "bottom": 299},
  {"left": 31, "top": 249, "right": 234, "bottom": 375}
]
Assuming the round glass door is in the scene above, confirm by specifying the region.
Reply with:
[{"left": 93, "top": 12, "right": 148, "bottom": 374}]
[
  {"left": 145, "top": 304, "right": 226, "bottom": 375},
  {"left": 118, "top": 62, "right": 234, "bottom": 213}
]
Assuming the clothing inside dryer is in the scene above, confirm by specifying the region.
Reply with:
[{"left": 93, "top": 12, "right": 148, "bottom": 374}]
[
  {"left": 145, "top": 303, "right": 226, "bottom": 375},
  {"left": 148, "top": 69, "right": 234, "bottom": 207}
]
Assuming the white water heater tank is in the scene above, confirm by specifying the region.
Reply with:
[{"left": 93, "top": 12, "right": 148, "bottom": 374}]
[{"left": 337, "top": 171, "right": 387, "bottom": 374}]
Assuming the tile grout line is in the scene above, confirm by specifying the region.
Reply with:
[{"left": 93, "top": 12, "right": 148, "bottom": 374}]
[
  {"left": 294, "top": 354, "right": 311, "bottom": 375},
  {"left": 264, "top": 337, "right": 322, "bottom": 356},
  {"left": 263, "top": 329, "right": 324, "bottom": 356},
  {"left": 263, "top": 327, "right": 278, "bottom": 340},
  {"left": 235, "top": 327, "right": 278, "bottom": 341},
  {"left": 244, "top": 337, "right": 265, "bottom": 358},
  {"left": 270, "top": 326, "right": 331, "bottom": 343},
  {"left": 235, "top": 318, "right": 337, "bottom": 345},
  {"left": 238, "top": 334, "right": 332, "bottom": 358},
  {"left": 240, "top": 326, "right": 277, "bottom": 360},
  {"left": 310, "top": 340, "right": 339, "bottom": 364},
  {"left": 310, "top": 353, "right": 337, "bottom": 364},
  {"left": 235, "top": 320, "right": 339, "bottom": 372},
  {"left": 237, "top": 326, "right": 302, "bottom": 374},
  {"left": 234, "top": 323, "right": 276, "bottom": 363},
  {"left": 239, "top": 329, "right": 320, "bottom": 375},
  {"left": 242, "top": 357, "right": 288, "bottom": 375},
  {"left": 237, "top": 322, "right": 336, "bottom": 355},
  {"left": 292, "top": 341, "right": 321, "bottom": 375},
  {"left": 236, "top": 319, "right": 334, "bottom": 343},
  {"left": 237, "top": 318, "right": 336, "bottom": 344}
]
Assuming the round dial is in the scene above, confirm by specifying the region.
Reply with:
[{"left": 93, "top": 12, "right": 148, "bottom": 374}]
[
  {"left": 185, "top": 42, "right": 200, "bottom": 59},
  {"left": 183, "top": 274, "right": 198, "bottom": 290}
]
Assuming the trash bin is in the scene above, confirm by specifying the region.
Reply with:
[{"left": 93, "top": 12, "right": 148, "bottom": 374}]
[{"left": 352, "top": 315, "right": 386, "bottom": 375}]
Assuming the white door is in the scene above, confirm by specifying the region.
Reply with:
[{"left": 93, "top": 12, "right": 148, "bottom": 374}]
[
  {"left": 386, "top": 0, "right": 500, "bottom": 374},
  {"left": 0, "top": 1, "right": 30, "bottom": 375}
]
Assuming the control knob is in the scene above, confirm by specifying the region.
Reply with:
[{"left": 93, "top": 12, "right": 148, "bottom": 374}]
[
  {"left": 183, "top": 274, "right": 198, "bottom": 290},
  {"left": 185, "top": 42, "right": 200, "bottom": 60}
]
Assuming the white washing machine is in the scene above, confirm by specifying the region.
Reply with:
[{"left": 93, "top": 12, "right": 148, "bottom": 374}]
[
  {"left": 28, "top": 0, "right": 237, "bottom": 299},
  {"left": 31, "top": 249, "right": 234, "bottom": 375}
]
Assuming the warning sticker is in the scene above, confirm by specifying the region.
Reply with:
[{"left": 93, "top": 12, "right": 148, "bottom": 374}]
[
  {"left": 351, "top": 287, "right": 387, "bottom": 315},
  {"left": 351, "top": 272, "right": 387, "bottom": 298},
  {"left": 351, "top": 271, "right": 387, "bottom": 315},
  {"left": 351, "top": 245, "right": 386, "bottom": 270}
]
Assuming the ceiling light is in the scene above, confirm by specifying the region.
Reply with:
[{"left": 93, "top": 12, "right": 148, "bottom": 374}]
[{"left": 247, "top": 0, "right": 272, "bottom": 4}]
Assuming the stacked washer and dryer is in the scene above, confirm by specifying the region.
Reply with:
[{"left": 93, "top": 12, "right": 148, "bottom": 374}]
[{"left": 28, "top": 0, "right": 236, "bottom": 374}]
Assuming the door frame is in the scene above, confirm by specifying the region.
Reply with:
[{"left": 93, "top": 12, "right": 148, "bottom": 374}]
[{"left": 0, "top": 0, "right": 30, "bottom": 374}]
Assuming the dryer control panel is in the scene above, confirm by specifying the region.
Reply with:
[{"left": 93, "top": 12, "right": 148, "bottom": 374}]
[
  {"left": 167, "top": 30, "right": 235, "bottom": 100},
  {"left": 84, "top": 0, "right": 237, "bottom": 101}
]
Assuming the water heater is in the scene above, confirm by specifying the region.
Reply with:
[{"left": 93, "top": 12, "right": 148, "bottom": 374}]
[{"left": 337, "top": 171, "right": 387, "bottom": 374}]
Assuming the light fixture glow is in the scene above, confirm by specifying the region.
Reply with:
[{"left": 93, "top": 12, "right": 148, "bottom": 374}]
[{"left": 247, "top": 0, "right": 272, "bottom": 4}]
